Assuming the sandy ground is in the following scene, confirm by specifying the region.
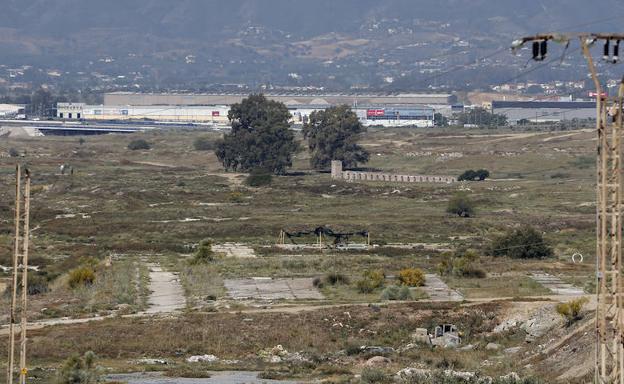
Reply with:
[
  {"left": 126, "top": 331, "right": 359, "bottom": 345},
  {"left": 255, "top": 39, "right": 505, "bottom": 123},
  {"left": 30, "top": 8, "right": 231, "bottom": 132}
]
[{"left": 144, "top": 264, "right": 186, "bottom": 314}]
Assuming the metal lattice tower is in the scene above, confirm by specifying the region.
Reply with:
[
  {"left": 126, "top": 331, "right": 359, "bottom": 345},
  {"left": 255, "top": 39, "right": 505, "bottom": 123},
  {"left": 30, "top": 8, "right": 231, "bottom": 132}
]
[
  {"left": 6, "top": 165, "right": 31, "bottom": 384},
  {"left": 513, "top": 33, "right": 624, "bottom": 384}
]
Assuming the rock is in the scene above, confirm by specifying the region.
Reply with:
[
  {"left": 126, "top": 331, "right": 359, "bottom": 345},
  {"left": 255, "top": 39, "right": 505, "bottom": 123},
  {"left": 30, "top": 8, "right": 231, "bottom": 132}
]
[
  {"left": 521, "top": 304, "right": 564, "bottom": 342},
  {"left": 186, "top": 355, "right": 219, "bottom": 363},
  {"left": 364, "top": 356, "right": 391, "bottom": 367},
  {"left": 493, "top": 319, "right": 519, "bottom": 333},
  {"left": 503, "top": 347, "right": 522, "bottom": 354},
  {"left": 136, "top": 358, "right": 168, "bottom": 365},
  {"left": 360, "top": 346, "right": 395, "bottom": 355},
  {"left": 486, "top": 343, "right": 501, "bottom": 351},
  {"left": 501, "top": 372, "right": 521, "bottom": 381},
  {"left": 458, "top": 344, "right": 476, "bottom": 351}
]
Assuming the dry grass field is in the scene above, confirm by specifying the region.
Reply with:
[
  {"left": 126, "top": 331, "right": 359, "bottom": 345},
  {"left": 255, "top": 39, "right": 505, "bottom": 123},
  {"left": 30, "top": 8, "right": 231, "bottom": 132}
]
[{"left": 0, "top": 126, "right": 601, "bottom": 383}]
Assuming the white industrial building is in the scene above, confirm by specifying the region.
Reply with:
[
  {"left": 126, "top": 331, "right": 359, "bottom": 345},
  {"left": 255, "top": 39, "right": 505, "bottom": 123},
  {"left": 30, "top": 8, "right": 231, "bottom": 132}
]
[
  {"left": 57, "top": 97, "right": 438, "bottom": 128},
  {"left": 57, "top": 103, "right": 230, "bottom": 124}
]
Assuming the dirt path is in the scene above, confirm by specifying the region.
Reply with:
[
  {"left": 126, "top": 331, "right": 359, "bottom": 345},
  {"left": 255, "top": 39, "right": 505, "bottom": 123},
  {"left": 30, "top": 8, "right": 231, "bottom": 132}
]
[{"left": 144, "top": 264, "right": 186, "bottom": 314}]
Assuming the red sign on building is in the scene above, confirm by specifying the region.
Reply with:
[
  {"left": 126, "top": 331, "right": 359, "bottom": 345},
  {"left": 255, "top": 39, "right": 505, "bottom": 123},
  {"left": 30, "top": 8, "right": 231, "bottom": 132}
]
[
  {"left": 367, "top": 109, "right": 385, "bottom": 117},
  {"left": 212, "top": 111, "right": 220, "bottom": 117}
]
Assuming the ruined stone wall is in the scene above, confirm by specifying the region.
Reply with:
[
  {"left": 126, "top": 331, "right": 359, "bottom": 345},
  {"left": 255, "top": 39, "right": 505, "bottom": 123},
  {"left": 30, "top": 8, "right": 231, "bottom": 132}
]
[{"left": 330, "top": 160, "right": 456, "bottom": 184}]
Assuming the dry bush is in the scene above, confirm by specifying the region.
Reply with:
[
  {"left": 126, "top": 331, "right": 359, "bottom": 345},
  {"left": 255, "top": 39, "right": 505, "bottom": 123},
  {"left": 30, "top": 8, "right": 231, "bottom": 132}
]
[
  {"left": 556, "top": 297, "right": 589, "bottom": 326},
  {"left": 398, "top": 268, "right": 426, "bottom": 287},
  {"left": 356, "top": 269, "right": 385, "bottom": 293},
  {"left": 68, "top": 267, "right": 96, "bottom": 289}
]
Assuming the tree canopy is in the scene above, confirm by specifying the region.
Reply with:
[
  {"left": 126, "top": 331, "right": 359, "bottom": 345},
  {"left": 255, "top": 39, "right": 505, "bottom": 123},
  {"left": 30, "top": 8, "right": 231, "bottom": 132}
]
[
  {"left": 488, "top": 226, "right": 553, "bottom": 259},
  {"left": 302, "top": 105, "right": 369, "bottom": 170},
  {"left": 216, "top": 94, "right": 299, "bottom": 174},
  {"left": 456, "top": 107, "right": 507, "bottom": 127}
]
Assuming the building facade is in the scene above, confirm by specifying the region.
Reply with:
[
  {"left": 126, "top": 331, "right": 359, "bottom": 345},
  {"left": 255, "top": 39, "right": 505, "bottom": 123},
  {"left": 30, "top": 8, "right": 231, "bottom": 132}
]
[{"left": 492, "top": 101, "right": 596, "bottom": 124}]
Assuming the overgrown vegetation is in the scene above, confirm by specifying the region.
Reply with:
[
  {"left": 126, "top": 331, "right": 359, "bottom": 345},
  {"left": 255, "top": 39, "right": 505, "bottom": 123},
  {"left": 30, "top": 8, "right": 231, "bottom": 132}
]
[
  {"left": 446, "top": 193, "right": 476, "bottom": 217},
  {"left": 127, "top": 139, "right": 151, "bottom": 150},
  {"left": 245, "top": 168, "right": 273, "bottom": 187},
  {"left": 356, "top": 269, "right": 385, "bottom": 293},
  {"left": 458, "top": 169, "right": 490, "bottom": 182},
  {"left": 68, "top": 267, "right": 96, "bottom": 288},
  {"left": 191, "top": 239, "right": 216, "bottom": 264},
  {"left": 193, "top": 136, "right": 216, "bottom": 151},
  {"left": 488, "top": 226, "right": 553, "bottom": 259},
  {"left": 397, "top": 268, "right": 426, "bottom": 287},
  {"left": 55, "top": 351, "right": 101, "bottom": 384},
  {"left": 380, "top": 285, "right": 413, "bottom": 301},
  {"left": 438, "top": 250, "right": 486, "bottom": 279},
  {"left": 556, "top": 297, "right": 589, "bottom": 326}
]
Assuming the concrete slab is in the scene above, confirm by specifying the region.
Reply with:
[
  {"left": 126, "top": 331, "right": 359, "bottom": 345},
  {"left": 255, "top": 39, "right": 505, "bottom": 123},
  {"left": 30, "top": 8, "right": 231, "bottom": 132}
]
[
  {"left": 145, "top": 264, "right": 186, "bottom": 314},
  {"left": 212, "top": 243, "right": 256, "bottom": 258},
  {"left": 422, "top": 274, "right": 464, "bottom": 302},
  {"left": 224, "top": 277, "right": 324, "bottom": 300},
  {"left": 530, "top": 272, "right": 585, "bottom": 296}
]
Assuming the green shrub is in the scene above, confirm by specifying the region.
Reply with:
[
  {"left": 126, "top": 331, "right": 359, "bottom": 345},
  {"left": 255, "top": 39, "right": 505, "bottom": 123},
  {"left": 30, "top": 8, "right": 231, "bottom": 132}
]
[
  {"left": 356, "top": 270, "right": 385, "bottom": 293},
  {"left": 27, "top": 273, "right": 50, "bottom": 295},
  {"left": 8, "top": 148, "right": 19, "bottom": 157},
  {"left": 324, "top": 271, "right": 349, "bottom": 286},
  {"left": 556, "top": 297, "right": 589, "bottom": 325},
  {"left": 245, "top": 168, "right": 273, "bottom": 187},
  {"left": 397, "top": 268, "right": 425, "bottom": 287},
  {"left": 127, "top": 139, "right": 151, "bottom": 150},
  {"left": 56, "top": 351, "right": 101, "bottom": 384},
  {"left": 68, "top": 267, "right": 96, "bottom": 288},
  {"left": 488, "top": 226, "right": 553, "bottom": 259},
  {"left": 446, "top": 193, "right": 475, "bottom": 217},
  {"left": 458, "top": 169, "right": 489, "bottom": 181},
  {"left": 380, "top": 285, "right": 412, "bottom": 301},
  {"left": 361, "top": 367, "right": 393, "bottom": 384},
  {"left": 191, "top": 239, "right": 215, "bottom": 264},
  {"left": 193, "top": 136, "right": 216, "bottom": 151}
]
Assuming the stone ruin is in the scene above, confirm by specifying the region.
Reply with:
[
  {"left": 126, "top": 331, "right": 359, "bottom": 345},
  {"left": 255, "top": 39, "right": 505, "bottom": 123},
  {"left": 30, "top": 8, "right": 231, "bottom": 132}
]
[{"left": 331, "top": 160, "right": 457, "bottom": 184}]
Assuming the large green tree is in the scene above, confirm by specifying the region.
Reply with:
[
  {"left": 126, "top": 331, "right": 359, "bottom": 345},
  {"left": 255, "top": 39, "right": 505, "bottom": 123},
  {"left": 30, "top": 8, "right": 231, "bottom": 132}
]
[
  {"left": 302, "top": 105, "right": 369, "bottom": 170},
  {"left": 216, "top": 94, "right": 299, "bottom": 174}
]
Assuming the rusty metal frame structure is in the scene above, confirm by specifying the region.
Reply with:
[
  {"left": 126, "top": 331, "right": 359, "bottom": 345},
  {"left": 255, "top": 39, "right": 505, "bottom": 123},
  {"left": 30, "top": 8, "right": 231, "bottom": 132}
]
[
  {"left": 6, "top": 165, "right": 31, "bottom": 384},
  {"left": 514, "top": 33, "right": 624, "bottom": 384}
]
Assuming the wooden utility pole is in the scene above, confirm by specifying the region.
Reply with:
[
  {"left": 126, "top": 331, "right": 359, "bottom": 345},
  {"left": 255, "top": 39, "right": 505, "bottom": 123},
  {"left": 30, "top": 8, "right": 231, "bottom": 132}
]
[
  {"left": 513, "top": 33, "right": 624, "bottom": 384},
  {"left": 6, "top": 165, "right": 31, "bottom": 384}
]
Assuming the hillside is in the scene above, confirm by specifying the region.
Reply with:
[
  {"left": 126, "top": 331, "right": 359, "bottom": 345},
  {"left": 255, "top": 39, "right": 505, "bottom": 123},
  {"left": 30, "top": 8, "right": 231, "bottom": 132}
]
[{"left": 1, "top": 0, "right": 624, "bottom": 92}]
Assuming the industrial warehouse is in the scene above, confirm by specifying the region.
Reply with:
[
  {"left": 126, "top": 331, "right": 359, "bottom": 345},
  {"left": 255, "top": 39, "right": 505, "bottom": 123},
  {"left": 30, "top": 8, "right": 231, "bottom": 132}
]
[
  {"left": 57, "top": 93, "right": 442, "bottom": 127},
  {"left": 491, "top": 100, "right": 596, "bottom": 124}
]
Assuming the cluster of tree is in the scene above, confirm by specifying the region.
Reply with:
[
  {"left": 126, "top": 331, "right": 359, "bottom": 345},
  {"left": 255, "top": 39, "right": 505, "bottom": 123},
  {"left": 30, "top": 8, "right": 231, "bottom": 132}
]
[
  {"left": 215, "top": 94, "right": 370, "bottom": 175},
  {"left": 456, "top": 107, "right": 508, "bottom": 127},
  {"left": 458, "top": 169, "right": 490, "bottom": 181},
  {"left": 488, "top": 226, "right": 553, "bottom": 259}
]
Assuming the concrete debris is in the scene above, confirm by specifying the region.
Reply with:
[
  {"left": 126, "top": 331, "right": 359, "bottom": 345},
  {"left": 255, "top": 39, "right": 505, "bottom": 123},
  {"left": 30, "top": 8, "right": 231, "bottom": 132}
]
[
  {"left": 212, "top": 243, "right": 257, "bottom": 258},
  {"left": 431, "top": 324, "right": 462, "bottom": 348},
  {"left": 521, "top": 304, "right": 564, "bottom": 342},
  {"left": 136, "top": 358, "right": 168, "bottom": 365},
  {"left": 411, "top": 328, "right": 432, "bottom": 346},
  {"left": 360, "top": 346, "right": 395, "bottom": 355},
  {"left": 186, "top": 355, "right": 219, "bottom": 363}
]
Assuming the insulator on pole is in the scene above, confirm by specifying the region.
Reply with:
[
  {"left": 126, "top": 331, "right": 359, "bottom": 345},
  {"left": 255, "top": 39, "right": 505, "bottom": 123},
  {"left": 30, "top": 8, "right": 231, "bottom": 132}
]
[
  {"left": 532, "top": 41, "right": 540, "bottom": 60},
  {"left": 604, "top": 39, "right": 611, "bottom": 61},
  {"left": 614, "top": 40, "right": 620, "bottom": 63},
  {"left": 539, "top": 40, "right": 548, "bottom": 60}
]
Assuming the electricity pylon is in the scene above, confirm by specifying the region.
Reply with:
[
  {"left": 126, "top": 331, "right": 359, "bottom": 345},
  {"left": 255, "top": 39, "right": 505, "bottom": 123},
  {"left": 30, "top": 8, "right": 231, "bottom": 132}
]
[
  {"left": 513, "top": 33, "right": 624, "bottom": 384},
  {"left": 6, "top": 165, "right": 31, "bottom": 384}
]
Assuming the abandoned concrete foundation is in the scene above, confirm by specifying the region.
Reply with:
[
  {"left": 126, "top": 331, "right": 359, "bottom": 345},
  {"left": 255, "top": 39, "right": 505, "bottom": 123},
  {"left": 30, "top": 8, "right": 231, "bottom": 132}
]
[{"left": 331, "top": 160, "right": 457, "bottom": 184}]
